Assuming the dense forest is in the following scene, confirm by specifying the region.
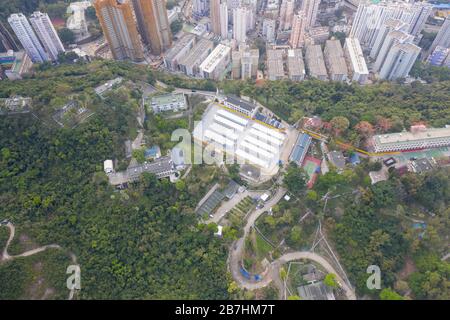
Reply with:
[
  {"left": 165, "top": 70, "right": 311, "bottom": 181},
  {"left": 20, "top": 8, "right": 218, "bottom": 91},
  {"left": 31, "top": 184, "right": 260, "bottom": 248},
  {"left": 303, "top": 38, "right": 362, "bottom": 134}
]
[
  {"left": 0, "top": 60, "right": 229, "bottom": 299},
  {"left": 0, "top": 59, "right": 449, "bottom": 299}
]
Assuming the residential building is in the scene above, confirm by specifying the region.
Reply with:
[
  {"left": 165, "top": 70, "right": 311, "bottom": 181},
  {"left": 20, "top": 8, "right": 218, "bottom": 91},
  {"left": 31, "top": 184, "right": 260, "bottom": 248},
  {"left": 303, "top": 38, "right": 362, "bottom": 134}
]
[
  {"left": 328, "top": 150, "right": 346, "bottom": 170},
  {"left": 150, "top": 93, "right": 187, "bottom": 113},
  {"left": 372, "top": 126, "right": 450, "bottom": 153},
  {"left": 233, "top": 6, "right": 249, "bottom": 43},
  {"left": 301, "top": 0, "right": 321, "bottom": 28},
  {"left": 378, "top": 42, "right": 421, "bottom": 80},
  {"left": 279, "top": 0, "right": 295, "bottom": 31},
  {"left": 199, "top": 43, "right": 231, "bottom": 80},
  {"left": 429, "top": 17, "right": 450, "bottom": 55},
  {"left": 370, "top": 18, "right": 408, "bottom": 60},
  {"left": 350, "top": 1, "right": 432, "bottom": 50},
  {"left": 29, "top": 11, "right": 65, "bottom": 61},
  {"left": 266, "top": 49, "right": 285, "bottom": 80},
  {"left": 373, "top": 30, "right": 414, "bottom": 73},
  {"left": 210, "top": 0, "right": 221, "bottom": 35},
  {"left": 289, "top": 12, "right": 307, "bottom": 48},
  {"left": 305, "top": 44, "right": 328, "bottom": 80},
  {"left": 343, "top": 37, "right": 369, "bottom": 84},
  {"left": 132, "top": 0, "right": 172, "bottom": 55},
  {"left": 93, "top": 0, "right": 144, "bottom": 62},
  {"left": 323, "top": 39, "right": 348, "bottom": 81},
  {"left": 163, "top": 33, "right": 196, "bottom": 71},
  {"left": 8, "top": 13, "right": 48, "bottom": 63},
  {"left": 220, "top": 1, "right": 229, "bottom": 39},
  {"left": 231, "top": 50, "right": 242, "bottom": 79},
  {"left": 287, "top": 49, "right": 305, "bottom": 81},
  {"left": 178, "top": 38, "right": 214, "bottom": 76},
  {"left": 306, "top": 26, "right": 330, "bottom": 45},
  {"left": 241, "top": 48, "right": 259, "bottom": 79}
]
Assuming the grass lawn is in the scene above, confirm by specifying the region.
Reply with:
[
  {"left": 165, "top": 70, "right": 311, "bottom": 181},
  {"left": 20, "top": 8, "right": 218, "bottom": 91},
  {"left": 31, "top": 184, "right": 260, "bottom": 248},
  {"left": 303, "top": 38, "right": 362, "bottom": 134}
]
[{"left": 255, "top": 232, "right": 273, "bottom": 260}]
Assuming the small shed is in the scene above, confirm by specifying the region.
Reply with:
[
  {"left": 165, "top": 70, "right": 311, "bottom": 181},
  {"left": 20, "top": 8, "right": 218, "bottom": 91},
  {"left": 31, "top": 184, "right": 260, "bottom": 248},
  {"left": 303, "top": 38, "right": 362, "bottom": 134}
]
[{"left": 104, "top": 160, "right": 113, "bottom": 174}]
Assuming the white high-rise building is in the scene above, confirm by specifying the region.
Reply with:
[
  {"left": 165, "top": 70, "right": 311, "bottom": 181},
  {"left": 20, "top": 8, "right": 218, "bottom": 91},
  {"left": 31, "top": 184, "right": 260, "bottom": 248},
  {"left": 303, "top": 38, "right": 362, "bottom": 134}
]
[
  {"left": 373, "top": 30, "right": 414, "bottom": 73},
  {"left": 343, "top": 37, "right": 369, "bottom": 84},
  {"left": 370, "top": 18, "right": 408, "bottom": 60},
  {"left": 289, "top": 11, "right": 307, "bottom": 48},
  {"left": 8, "top": 13, "right": 48, "bottom": 63},
  {"left": 227, "top": 0, "right": 240, "bottom": 11},
  {"left": 350, "top": 1, "right": 431, "bottom": 50},
  {"left": 279, "top": 0, "right": 295, "bottom": 31},
  {"left": 408, "top": 2, "right": 433, "bottom": 37},
  {"left": 220, "top": 1, "right": 229, "bottom": 39},
  {"left": 300, "top": 0, "right": 320, "bottom": 28},
  {"left": 29, "top": 11, "right": 65, "bottom": 61},
  {"left": 429, "top": 17, "right": 450, "bottom": 55},
  {"left": 378, "top": 42, "right": 421, "bottom": 80},
  {"left": 233, "top": 6, "right": 249, "bottom": 43}
]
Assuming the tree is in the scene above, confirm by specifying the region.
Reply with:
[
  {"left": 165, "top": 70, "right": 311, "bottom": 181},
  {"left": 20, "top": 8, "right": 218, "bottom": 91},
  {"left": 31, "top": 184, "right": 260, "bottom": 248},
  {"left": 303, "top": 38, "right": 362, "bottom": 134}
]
[
  {"left": 287, "top": 295, "right": 301, "bottom": 300},
  {"left": 170, "top": 20, "right": 183, "bottom": 34},
  {"left": 283, "top": 162, "right": 307, "bottom": 195},
  {"left": 324, "top": 273, "right": 339, "bottom": 289},
  {"left": 355, "top": 121, "right": 375, "bottom": 138},
  {"left": 330, "top": 116, "right": 349, "bottom": 136},
  {"left": 132, "top": 148, "right": 146, "bottom": 163},
  {"left": 58, "top": 28, "right": 75, "bottom": 45},
  {"left": 379, "top": 288, "right": 403, "bottom": 300}
]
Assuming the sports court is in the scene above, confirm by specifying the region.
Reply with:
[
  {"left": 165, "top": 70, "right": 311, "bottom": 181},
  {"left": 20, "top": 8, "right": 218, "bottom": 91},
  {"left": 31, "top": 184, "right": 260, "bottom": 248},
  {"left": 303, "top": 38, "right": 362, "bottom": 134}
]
[{"left": 302, "top": 156, "right": 322, "bottom": 179}]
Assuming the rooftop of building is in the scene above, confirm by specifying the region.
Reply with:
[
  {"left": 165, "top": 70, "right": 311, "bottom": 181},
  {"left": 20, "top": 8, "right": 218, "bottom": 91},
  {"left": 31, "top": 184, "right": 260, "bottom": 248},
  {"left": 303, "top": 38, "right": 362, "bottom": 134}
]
[
  {"left": 324, "top": 40, "right": 348, "bottom": 76},
  {"left": 150, "top": 93, "right": 185, "bottom": 106},
  {"left": 199, "top": 44, "right": 231, "bottom": 73},
  {"left": 164, "top": 33, "right": 196, "bottom": 61},
  {"left": 225, "top": 95, "right": 257, "bottom": 112},
  {"left": 297, "top": 281, "right": 335, "bottom": 300},
  {"left": 287, "top": 49, "right": 305, "bottom": 76},
  {"left": 267, "top": 59, "right": 285, "bottom": 78},
  {"left": 266, "top": 49, "right": 284, "bottom": 61},
  {"left": 374, "top": 126, "right": 450, "bottom": 145},
  {"left": 178, "top": 38, "right": 214, "bottom": 67},
  {"left": 344, "top": 37, "right": 369, "bottom": 74},
  {"left": 305, "top": 45, "right": 328, "bottom": 78}
]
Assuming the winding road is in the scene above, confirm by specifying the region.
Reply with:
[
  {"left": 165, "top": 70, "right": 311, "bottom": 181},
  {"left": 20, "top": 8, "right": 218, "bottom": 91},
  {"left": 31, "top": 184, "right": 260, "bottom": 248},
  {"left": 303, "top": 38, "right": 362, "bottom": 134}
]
[
  {"left": 1, "top": 222, "right": 78, "bottom": 300},
  {"left": 227, "top": 186, "right": 357, "bottom": 300}
]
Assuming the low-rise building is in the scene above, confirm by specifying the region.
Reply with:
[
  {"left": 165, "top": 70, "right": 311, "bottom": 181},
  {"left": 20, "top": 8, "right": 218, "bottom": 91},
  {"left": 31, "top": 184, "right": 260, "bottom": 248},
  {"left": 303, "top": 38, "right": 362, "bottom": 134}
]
[
  {"left": 178, "top": 38, "right": 214, "bottom": 77},
  {"left": 199, "top": 43, "right": 231, "bottom": 80},
  {"left": 266, "top": 49, "right": 285, "bottom": 80},
  {"left": 323, "top": 39, "right": 348, "bottom": 82},
  {"left": 287, "top": 49, "right": 305, "bottom": 81},
  {"left": 305, "top": 45, "right": 328, "bottom": 80},
  {"left": 372, "top": 125, "right": 450, "bottom": 153},
  {"left": 297, "top": 281, "right": 335, "bottom": 300},
  {"left": 328, "top": 150, "right": 346, "bottom": 170},
  {"left": 221, "top": 95, "right": 257, "bottom": 117},
  {"left": 104, "top": 159, "right": 114, "bottom": 174},
  {"left": 163, "top": 33, "right": 197, "bottom": 71},
  {"left": 0, "top": 95, "right": 32, "bottom": 114},
  {"left": 94, "top": 77, "right": 123, "bottom": 98},
  {"left": 150, "top": 93, "right": 187, "bottom": 113},
  {"left": 108, "top": 156, "right": 175, "bottom": 186}
]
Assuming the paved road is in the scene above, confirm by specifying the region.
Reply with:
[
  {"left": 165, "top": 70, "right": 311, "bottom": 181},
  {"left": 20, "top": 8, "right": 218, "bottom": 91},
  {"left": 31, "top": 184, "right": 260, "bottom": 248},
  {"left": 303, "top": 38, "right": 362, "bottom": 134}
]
[
  {"left": 1, "top": 222, "right": 78, "bottom": 300},
  {"left": 227, "top": 187, "right": 357, "bottom": 300}
]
